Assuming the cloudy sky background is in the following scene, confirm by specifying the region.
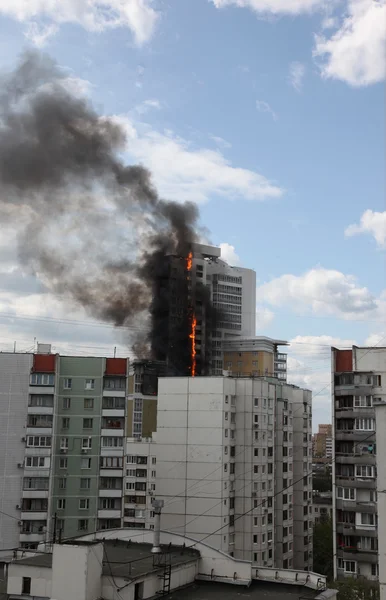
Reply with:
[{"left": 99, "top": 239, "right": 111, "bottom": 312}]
[{"left": 0, "top": 0, "right": 384, "bottom": 429}]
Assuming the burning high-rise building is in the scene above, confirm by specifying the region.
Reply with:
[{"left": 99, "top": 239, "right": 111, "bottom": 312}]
[{"left": 149, "top": 243, "right": 256, "bottom": 376}]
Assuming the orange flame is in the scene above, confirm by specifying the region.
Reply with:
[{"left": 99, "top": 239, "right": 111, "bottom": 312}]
[
  {"left": 186, "top": 251, "right": 193, "bottom": 272},
  {"left": 189, "top": 315, "right": 197, "bottom": 377},
  {"left": 186, "top": 251, "right": 196, "bottom": 376}
]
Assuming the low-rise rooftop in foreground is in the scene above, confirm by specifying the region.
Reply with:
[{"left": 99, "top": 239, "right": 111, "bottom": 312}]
[{"left": 164, "top": 581, "right": 321, "bottom": 599}]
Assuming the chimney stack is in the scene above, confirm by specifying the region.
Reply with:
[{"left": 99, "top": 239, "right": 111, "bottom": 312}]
[{"left": 151, "top": 499, "right": 164, "bottom": 554}]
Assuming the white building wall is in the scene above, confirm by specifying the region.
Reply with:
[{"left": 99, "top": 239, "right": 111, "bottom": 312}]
[
  {"left": 0, "top": 353, "right": 32, "bottom": 557},
  {"left": 51, "top": 543, "right": 103, "bottom": 600},
  {"left": 156, "top": 377, "right": 232, "bottom": 552},
  {"left": 124, "top": 438, "right": 156, "bottom": 529},
  {"left": 7, "top": 565, "right": 52, "bottom": 598}
]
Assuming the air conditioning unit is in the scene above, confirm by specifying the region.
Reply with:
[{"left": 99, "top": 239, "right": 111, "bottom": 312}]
[
  {"left": 16, "top": 504, "right": 21, "bottom": 510},
  {"left": 81, "top": 449, "right": 88, "bottom": 454},
  {"left": 21, "top": 437, "right": 26, "bottom": 442},
  {"left": 252, "top": 492, "right": 257, "bottom": 497},
  {"left": 268, "top": 540, "right": 272, "bottom": 545},
  {"left": 148, "top": 490, "right": 153, "bottom": 496},
  {"left": 254, "top": 424, "right": 259, "bottom": 429},
  {"left": 17, "top": 463, "right": 24, "bottom": 468},
  {"left": 60, "top": 449, "right": 67, "bottom": 454}
]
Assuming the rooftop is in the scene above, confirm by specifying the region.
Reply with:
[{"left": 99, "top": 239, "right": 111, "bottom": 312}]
[
  {"left": 13, "top": 540, "right": 200, "bottom": 580},
  {"left": 164, "top": 581, "right": 320, "bottom": 599}
]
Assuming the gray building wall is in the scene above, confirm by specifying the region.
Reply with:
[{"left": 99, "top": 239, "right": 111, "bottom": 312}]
[{"left": 0, "top": 353, "right": 32, "bottom": 557}]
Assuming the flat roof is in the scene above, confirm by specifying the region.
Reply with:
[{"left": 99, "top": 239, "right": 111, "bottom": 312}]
[
  {"left": 164, "top": 581, "right": 320, "bottom": 599},
  {"left": 12, "top": 540, "right": 200, "bottom": 580}
]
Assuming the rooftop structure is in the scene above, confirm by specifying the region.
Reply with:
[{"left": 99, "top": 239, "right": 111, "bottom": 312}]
[{"left": 6, "top": 529, "right": 335, "bottom": 600}]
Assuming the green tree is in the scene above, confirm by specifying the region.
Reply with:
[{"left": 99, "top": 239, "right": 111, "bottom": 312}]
[
  {"left": 313, "top": 516, "right": 333, "bottom": 579},
  {"left": 330, "top": 578, "right": 379, "bottom": 599}
]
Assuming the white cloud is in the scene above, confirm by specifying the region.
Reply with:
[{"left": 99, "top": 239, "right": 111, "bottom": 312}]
[
  {"left": 256, "top": 99, "right": 278, "bottom": 121},
  {"left": 256, "top": 266, "right": 377, "bottom": 318},
  {"left": 314, "top": 0, "right": 386, "bottom": 86},
  {"left": 345, "top": 209, "right": 386, "bottom": 248},
  {"left": 0, "top": 0, "right": 158, "bottom": 46},
  {"left": 219, "top": 243, "right": 241, "bottom": 265},
  {"left": 210, "top": 135, "right": 232, "bottom": 149},
  {"left": 116, "top": 117, "right": 284, "bottom": 203},
  {"left": 256, "top": 306, "right": 274, "bottom": 330},
  {"left": 24, "top": 22, "right": 58, "bottom": 46},
  {"left": 288, "top": 61, "right": 306, "bottom": 91},
  {"left": 135, "top": 99, "right": 162, "bottom": 115},
  {"left": 365, "top": 332, "right": 386, "bottom": 346},
  {"left": 321, "top": 15, "right": 338, "bottom": 29},
  {"left": 290, "top": 335, "right": 356, "bottom": 357},
  {"left": 211, "top": 0, "right": 325, "bottom": 15}
]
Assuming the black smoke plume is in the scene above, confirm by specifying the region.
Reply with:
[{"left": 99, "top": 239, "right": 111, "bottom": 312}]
[{"left": 0, "top": 51, "right": 218, "bottom": 373}]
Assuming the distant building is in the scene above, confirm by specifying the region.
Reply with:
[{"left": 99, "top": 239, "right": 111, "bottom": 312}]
[
  {"left": 222, "top": 336, "right": 288, "bottom": 381},
  {"left": 312, "top": 424, "right": 332, "bottom": 460},
  {"left": 313, "top": 492, "right": 333, "bottom": 524}
]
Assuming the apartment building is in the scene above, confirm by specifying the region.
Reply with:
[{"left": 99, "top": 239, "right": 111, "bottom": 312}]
[
  {"left": 0, "top": 353, "right": 33, "bottom": 558},
  {"left": 192, "top": 244, "right": 256, "bottom": 375},
  {"left": 222, "top": 336, "right": 288, "bottom": 381},
  {"left": 0, "top": 346, "right": 129, "bottom": 551},
  {"left": 312, "top": 424, "right": 333, "bottom": 459},
  {"left": 155, "top": 376, "right": 313, "bottom": 570},
  {"left": 332, "top": 346, "right": 385, "bottom": 585},
  {"left": 124, "top": 438, "right": 157, "bottom": 530}
]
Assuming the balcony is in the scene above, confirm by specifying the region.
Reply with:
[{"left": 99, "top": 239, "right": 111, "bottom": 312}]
[
  {"left": 102, "top": 409, "right": 125, "bottom": 418},
  {"left": 336, "top": 409, "right": 375, "bottom": 419},
  {"left": 98, "top": 489, "right": 122, "bottom": 498},
  {"left": 98, "top": 509, "right": 121, "bottom": 520},
  {"left": 27, "top": 405, "right": 54, "bottom": 415},
  {"left": 335, "top": 454, "right": 376, "bottom": 465},
  {"left": 22, "top": 490, "right": 49, "bottom": 499},
  {"left": 19, "top": 532, "right": 46, "bottom": 543},
  {"left": 100, "top": 469, "right": 123, "bottom": 478},
  {"left": 275, "top": 353, "right": 287, "bottom": 362},
  {"left": 335, "top": 431, "right": 375, "bottom": 442},
  {"left": 21, "top": 512, "right": 47, "bottom": 520},
  {"left": 101, "top": 428, "right": 124, "bottom": 438}
]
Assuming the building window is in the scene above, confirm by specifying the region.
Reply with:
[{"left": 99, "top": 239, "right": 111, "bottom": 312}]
[
  {"left": 59, "top": 458, "right": 67, "bottom": 469},
  {"left": 27, "top": 414, "right": 53, "bottom": 427},
  {"left": 30, "top": 373, "right": 54, "bottom": 386},
  {"left": 337, "top": 487, "right": 355, "bottom": 500},
  {"left": 84, "top": 398, "right": 94, "bottom": 409},
  {"left": 355, "top": 418, "right": 375, "bottom": 431},
  {"left": 57, "top": 499, "right": 66, "bottom": 510},
  {"left": 102, "top": 437, "right": 123, "bottom": 448},
  {"left": 25, "top": 457, "right": 45, "bottom": 468},
  {"left": 85, "top": 379, "right": 95, "bottom": 390},
  {"left": 83, "top": 418, "right": 93, "bottom": 429},
  {"left": 58, "top": 478, "right": 66, "bottom": 490},
  {"left": 253, "top": 534, "right": 258, "bottom": 544},
  {"left": 82, "top": 437, "right": 92, "bottom": 449},
  {"left": 225, "top": 429, "right": 228, "bottom": 438},
  {"left": 355, "top": 465, "right": 375, "bottom": 478},
  {"left": 81, "top": 458, "right": 91, "bottom": 469},
  {"left": 80, "top": 478, "right": 91, "bottom": 490},
  {"left": 22, "top": 577, "right": 31, "bottom": 595},
  {"left": 61, "top": 417, "right": 70, "bottom": 430},
  {"left": 29, "top": 395, "right": 53, "bottom": 407},
  {"left": 62, "top": 397, "right": 71, "bottom": 409},
  {"left": 78, "top": 519, "right": 88, "bottom": 531},
  {"left": 60, "top": 437, "right": 68, "bottom": 449},
  {"left": 79, "top": 499, "right": 90, "bottom": 510},
  {"left": 63, "top": 378, "right": 72, "bottom": 389},
  {"left": 27, "top": 436, "right": 51, "bottom": 448}
]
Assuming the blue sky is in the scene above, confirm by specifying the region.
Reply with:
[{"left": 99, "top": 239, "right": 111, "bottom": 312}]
[{"left": 0, "top": 0, "right": 384, "bottom": 427}]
